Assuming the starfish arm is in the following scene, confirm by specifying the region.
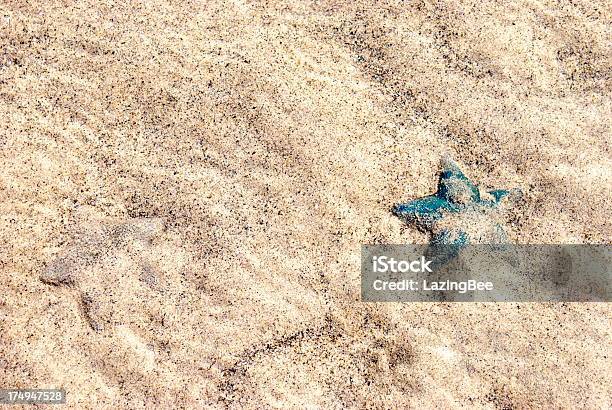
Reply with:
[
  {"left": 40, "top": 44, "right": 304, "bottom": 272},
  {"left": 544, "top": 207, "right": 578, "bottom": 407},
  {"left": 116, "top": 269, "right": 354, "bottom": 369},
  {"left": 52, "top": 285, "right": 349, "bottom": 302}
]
[
  {"left": 487, "top": 189, "right": 510, "bottom": 202},
  {"left": 437, "top": 158, "right": 480, "bottom": 203},
  {"left": 392, "top": 195, "right": 457, "bottom": 230},
  {"left": 480, "top": 188, "right": 522, "bottom": 207},
  {"left": 425, "top": 229, "right": 469, "bottom": 269}
]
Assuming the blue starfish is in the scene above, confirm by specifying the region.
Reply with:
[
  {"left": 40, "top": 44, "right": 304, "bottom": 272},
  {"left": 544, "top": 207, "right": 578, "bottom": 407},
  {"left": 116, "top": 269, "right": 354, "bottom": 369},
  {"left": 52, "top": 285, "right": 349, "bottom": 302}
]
[{"left": 393, "top": 156, "right": 518, "bottom": 265}]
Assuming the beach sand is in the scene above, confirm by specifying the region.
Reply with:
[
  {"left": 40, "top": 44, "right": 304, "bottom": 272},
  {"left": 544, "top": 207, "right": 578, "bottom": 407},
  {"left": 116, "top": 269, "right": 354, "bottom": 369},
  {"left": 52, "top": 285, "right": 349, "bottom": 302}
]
[{"left": 1, "top": 0, "right": 610, "bottom": 407}]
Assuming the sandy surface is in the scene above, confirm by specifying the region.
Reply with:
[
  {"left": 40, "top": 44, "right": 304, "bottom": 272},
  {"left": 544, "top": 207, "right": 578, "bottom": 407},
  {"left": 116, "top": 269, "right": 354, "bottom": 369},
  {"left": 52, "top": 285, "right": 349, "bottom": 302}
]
[{"left": 1, "top": 0, "right": 611, "bottom": 408}]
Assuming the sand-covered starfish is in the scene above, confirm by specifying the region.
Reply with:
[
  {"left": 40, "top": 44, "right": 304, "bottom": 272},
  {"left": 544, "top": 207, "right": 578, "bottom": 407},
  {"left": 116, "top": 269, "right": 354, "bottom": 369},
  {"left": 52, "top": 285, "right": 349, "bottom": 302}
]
[{"left": 393, "top": 156, "right": 519, "bottom": 263}]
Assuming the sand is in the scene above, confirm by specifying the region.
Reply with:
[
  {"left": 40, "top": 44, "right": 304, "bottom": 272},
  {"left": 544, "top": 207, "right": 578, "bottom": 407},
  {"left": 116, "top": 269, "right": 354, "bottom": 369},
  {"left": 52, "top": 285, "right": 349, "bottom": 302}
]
[{"left": 1, "top": 0, "right": 610, "bottom": 408}]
